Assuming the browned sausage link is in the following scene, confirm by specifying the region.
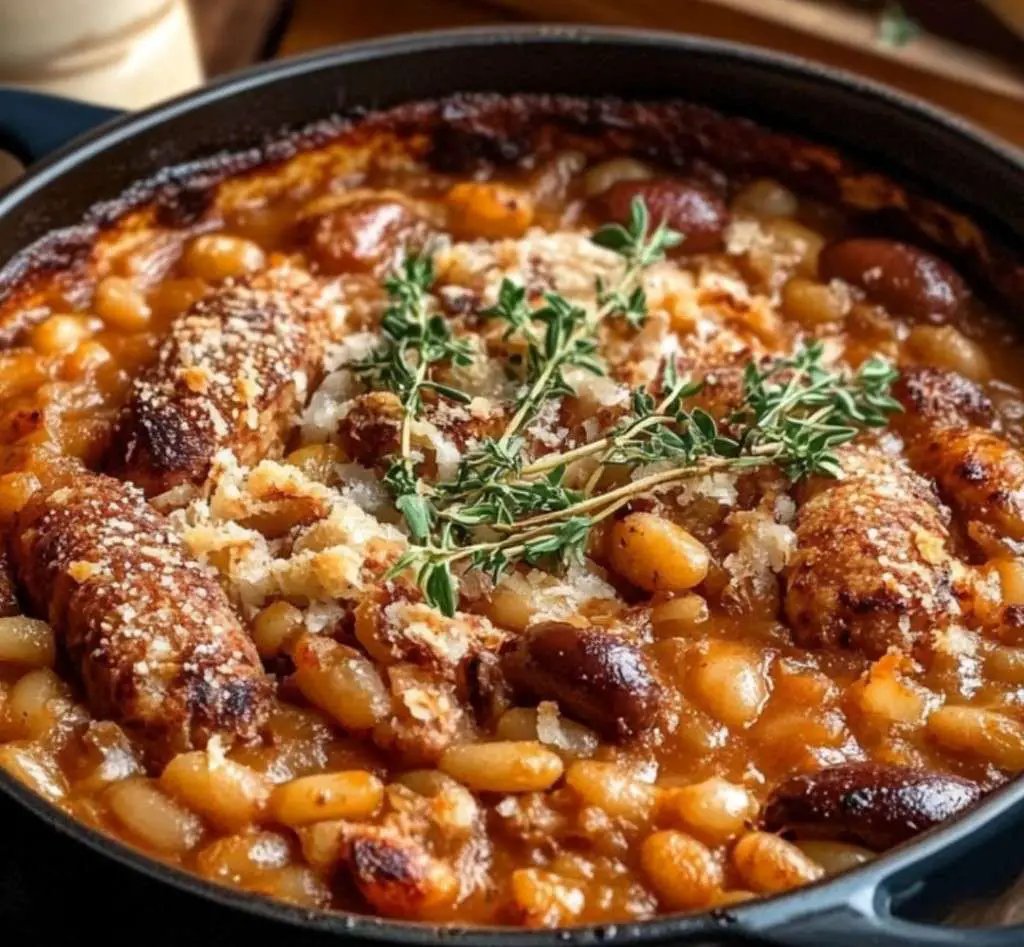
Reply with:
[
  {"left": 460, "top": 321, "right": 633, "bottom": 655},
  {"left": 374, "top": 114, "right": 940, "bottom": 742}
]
[
  {"left": 818, "top": 239, "right": 966, "bottom": 322},
  {"left": 892, "top": 366, "right": 994, "bottom": 438},
  {"left": 500, "top": 621, "right": 664, "bottom": 742},
  {"left": 894, "top": 368, "right": 1024, "bottom": 541},
  {"left": 912, "top": 427, "right": 1024, "bottom": 542},
  {"left": 295, "top": 195, "right": 432, "bottom": 276},
  {"left": 107, "top": 268, "right": 340, "bottom": 500},
  {"left": 599, "top": 179, "right": 729, "bottom": 254},
  {"left": 761, "top": 762, "right": 982, "bottom": 850},
  {"left": 9, "top": 470, "right": 272, "bottom": 757},
  {"left": 785, "top": 447, "right": 960, "bottom": 659}
]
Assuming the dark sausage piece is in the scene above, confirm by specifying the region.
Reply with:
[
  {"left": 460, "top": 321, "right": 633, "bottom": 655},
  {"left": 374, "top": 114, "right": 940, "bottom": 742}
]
[
  {"left": 762, "top": 762, "right": 982, "bottom": 850},
  {"left": 818, "top": 239, "right": 966, "bottom": 322},
  {"left": 500, "top": 621, "right": 663, "bottom": 742},
  {"left": 296, "top": 197, "right": 430, "bottom": 275},
  {"left": 600, "top": 179, "right": 729, "bottom": 254}
]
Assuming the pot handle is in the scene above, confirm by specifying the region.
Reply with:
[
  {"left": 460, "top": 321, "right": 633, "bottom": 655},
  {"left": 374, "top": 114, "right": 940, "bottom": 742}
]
[
  {"left": 0, "top": 88, "right": 121, "bottom": 165},
  {"left": 758, "top": 779, "right": 1024, "bottom": 947},
  {"left": 760, "top": 903, "right": 1023, "bottom": 947}
]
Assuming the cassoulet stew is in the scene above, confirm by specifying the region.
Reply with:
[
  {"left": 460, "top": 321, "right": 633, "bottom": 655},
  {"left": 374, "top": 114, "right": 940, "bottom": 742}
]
[{"left": 0, "top": 95, "right": 1022, "bottom": 927}]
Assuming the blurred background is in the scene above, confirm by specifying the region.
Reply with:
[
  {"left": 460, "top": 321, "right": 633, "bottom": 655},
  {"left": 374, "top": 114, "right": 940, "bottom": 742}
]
[{"left": 0, "top": 1, "right": 1021, "bottom": 156}]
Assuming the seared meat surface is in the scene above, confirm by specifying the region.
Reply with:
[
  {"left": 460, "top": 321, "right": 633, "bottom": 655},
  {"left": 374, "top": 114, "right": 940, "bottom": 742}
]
[
  {"left": 786, "top": 446, "right": 962, "bottom": 658},
  {"left": 896, "top": 367, "right": 1024, "bottom": 540},
  {"left": 108, "top": 268, "right": 342, "bottom": 502},
  {"left": 9, "top": 469, "right": 271, "bottom": 756}
]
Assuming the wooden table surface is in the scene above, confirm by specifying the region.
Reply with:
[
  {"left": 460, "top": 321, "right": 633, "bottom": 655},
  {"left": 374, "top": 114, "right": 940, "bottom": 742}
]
[{"left": 277, "top": 0, "right": 1024, "bottom": 149}]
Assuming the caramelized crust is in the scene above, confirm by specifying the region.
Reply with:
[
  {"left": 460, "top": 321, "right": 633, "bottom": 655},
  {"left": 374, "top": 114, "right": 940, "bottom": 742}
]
[
  {"left": 893, "top": 367, "right": 994, "bottom": 435},
  {"left": 9, "top": 470, "right": 271, "bottom": 756},
  {"left": 908, "top": 427, "right": 1024, "bottom": 541},
  {"left": 786, "top": 447, "right": 960, "bottom": 658},
  {"left": 108, "top": 268, "right": 342, "bottom": 501},
  {"left": 0, "top": 547, "right": 19, "bottom": 617},
  {"left": 895, "top": 368, "right": 1024, "bottom": 540}
]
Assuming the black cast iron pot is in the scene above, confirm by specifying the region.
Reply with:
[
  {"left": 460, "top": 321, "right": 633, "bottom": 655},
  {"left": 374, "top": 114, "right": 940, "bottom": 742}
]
[{"left": 1, "top": 26, "right": 1023, "bottom": 947}]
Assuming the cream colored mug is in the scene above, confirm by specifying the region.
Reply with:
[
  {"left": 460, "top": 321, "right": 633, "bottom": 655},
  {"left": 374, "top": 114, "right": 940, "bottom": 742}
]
[{"left": 0, "top": 0, "right": 203, "bottom": 109}]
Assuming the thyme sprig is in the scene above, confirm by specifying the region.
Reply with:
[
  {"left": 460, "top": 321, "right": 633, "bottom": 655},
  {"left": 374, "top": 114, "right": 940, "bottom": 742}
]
[
  {"left": 351, "top": 253, "right": 476, "bottom": 529},
  {"left": 484, "top": 197, "right": 682, "bottom": 445},
  {"left": 351, "top": 201, "right": 900, "bottom": 614},
  {"left": 390, "top": 342, "right": 900, "bottom": 614},
  {"left": 352, "top": 253, "right": 474, "bottom": 464},
  {"left": 426, "top": 197, "right": 681, "bottom": 529}
]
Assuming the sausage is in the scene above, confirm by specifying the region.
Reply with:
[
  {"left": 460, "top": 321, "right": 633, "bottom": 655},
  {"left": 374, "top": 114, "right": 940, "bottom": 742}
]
[
  {"left": 910, "top": 429, "right": 1024, "bottom": 542},
  {"left": 337, "top": 391, "right": 506, "bottom": 472},
  {"left": 785, "top": 446, "right": 962, "bottom": 658},
  {"left": 9, "top": 469, "right": 271, "bottom": 757},
  {"left": 892, "top": 366, "right": 994, "bottom": 437},
  {"left": 600, "top": 179, "right": 729, "bottom": 254},
  {"left": 295, "top": 194, "right": 432, "bottom": 275},
  {"left": 500, "top": 621, "right": 663, "bottom": 741},
  {"left": 895, "top": 368, "right": 1024, "bottom": 541},
  {"left": 818, "top": 239, "right": 966, "bottom": 321},
  {"left": 108, "top": 268, "right": 342, "bottom": 502},
  {"left": 762, "top": 762, "right": 982, "bottom": 850}
]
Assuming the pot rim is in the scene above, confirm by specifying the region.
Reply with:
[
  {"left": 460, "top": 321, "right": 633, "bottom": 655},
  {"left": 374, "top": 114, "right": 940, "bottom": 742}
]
[{"left": 2, "top": 23, "right": 1021, "bottom": 219}]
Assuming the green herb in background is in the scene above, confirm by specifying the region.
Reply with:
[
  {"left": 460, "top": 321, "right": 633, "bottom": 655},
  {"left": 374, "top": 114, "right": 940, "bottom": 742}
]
[{"left": 878, "top": 2, "right": 922, "bottom": 47}]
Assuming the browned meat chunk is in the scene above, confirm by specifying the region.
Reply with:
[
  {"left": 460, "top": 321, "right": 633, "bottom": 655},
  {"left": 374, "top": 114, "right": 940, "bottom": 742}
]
[
  {"left": 337, "top": 391, "right": 505, "bottom": 473},
  {"left": 108, "top": 268, "right": 342, "bottom": 501},
  {"left": 345, "top": 828, "right": 458, "bottom": 918},
  {"left": 785, "top": 446, "right": 962, "bottom": 658},
  {"left": 0, "top": 547, "right": 19, "bottom": 617},
  {"left": 337, "top": 391, "right": 403, "bottom": 468},
  {"left": 295, "top": 194, "right": 432, "bottom": 276},
  {"left": 9, "top": 470, "right": 271, "bottom": 757},
  {"left": 895, "top": 367, "right": 1024, "bottom": 541},
  {"left": 598, "top": 179, "right": 729, "bottom": 254},
  {"left": 762, "top": 762, "right": 981, "bottom": 850}
]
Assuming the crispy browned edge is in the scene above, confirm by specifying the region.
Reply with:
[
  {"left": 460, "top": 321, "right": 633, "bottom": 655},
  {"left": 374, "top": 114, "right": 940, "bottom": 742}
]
[{"left": 1, "top": 93, "right": 1021, "bottom": 343}]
